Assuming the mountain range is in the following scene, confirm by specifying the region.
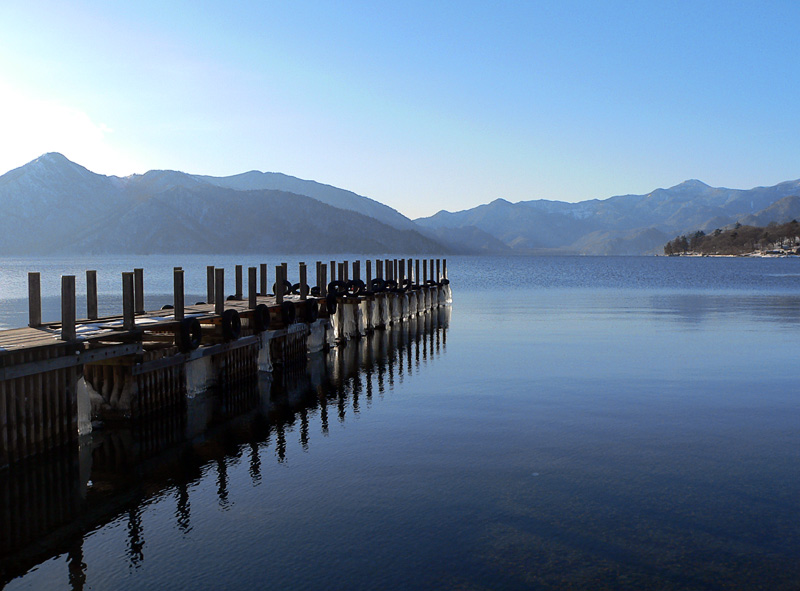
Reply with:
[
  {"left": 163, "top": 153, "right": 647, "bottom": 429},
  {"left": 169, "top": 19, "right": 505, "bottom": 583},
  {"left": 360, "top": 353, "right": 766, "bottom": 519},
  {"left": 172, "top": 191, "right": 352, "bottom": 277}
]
[
  {"left": 2, "top": 153, "right": 800, "bottom": 255},
  {"left": 415, "top": 179, "right": 800, "bottom": 254},
  {"left": 0, "top": 153, "right": 444, "bottom": 255}
]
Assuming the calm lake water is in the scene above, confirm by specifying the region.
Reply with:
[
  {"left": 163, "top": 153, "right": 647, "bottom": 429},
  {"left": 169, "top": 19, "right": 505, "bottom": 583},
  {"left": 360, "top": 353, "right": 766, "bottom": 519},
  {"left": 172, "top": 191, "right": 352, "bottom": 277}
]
[{"left": 2, "top": 255, "right": 800, "bottom": 590}]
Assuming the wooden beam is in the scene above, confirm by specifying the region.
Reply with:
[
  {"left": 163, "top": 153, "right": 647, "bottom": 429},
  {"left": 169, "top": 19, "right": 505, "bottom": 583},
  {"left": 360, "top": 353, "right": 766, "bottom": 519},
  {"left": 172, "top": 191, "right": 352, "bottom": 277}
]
[
  {"left": 134, "top": 268, "right": 144, "bottom": 314},
  {"left": 207, "top": 265, "right": 215, "bottom": 304},
  {"left": 174, "top": 268, "right": 185, "bottom": 321},
  {"left": 28, "top": 272, "right": 41, "bottom": 328},
  {"left": 248, "top": 267, "right": 257, "bottom": 309},
  {"left": 60, "top": 276, "right": 76, "bottom": 341},
  {"left": 215, "top": 268, "right": 225, "bottom": 315},
  {"left": 86, "top": 270, "right": 98, "bottom": 320},
  {"left": 122, "top": 272, "right": 135, "bottom": 330}
]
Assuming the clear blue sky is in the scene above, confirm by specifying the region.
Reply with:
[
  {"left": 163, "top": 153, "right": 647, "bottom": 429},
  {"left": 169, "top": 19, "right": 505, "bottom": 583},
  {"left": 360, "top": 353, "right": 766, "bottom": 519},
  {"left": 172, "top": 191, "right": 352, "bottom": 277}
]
[{"left": 1, "top": 1, "right": 799, "bottom": 218}]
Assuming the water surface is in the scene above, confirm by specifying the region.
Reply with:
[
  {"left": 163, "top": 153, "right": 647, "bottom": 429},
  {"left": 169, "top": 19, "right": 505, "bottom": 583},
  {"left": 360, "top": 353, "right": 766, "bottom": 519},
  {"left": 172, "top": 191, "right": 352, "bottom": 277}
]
[{"left": 2, "top": 255, "right": 799, "bottom": 590}]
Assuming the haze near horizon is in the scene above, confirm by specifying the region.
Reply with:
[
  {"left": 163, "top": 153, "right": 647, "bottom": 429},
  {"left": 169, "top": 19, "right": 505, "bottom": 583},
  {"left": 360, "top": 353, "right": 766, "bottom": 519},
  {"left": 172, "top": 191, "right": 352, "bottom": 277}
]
[{"left": 1, "top": 1, "right": 799, "bottom": 219}]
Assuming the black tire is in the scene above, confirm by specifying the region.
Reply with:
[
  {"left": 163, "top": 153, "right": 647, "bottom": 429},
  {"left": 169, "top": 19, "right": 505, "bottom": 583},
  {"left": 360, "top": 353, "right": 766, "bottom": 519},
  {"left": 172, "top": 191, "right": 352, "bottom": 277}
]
[
  {"left": 425, "top": 279, "right": 437, "bottom": 286},
  {"left": 253, "top": 303, "right": 270, "bottom": 332},
  {"left": 326, "top": 293, "right": 338, "bottom": 314},
  {"left": 370, "top": 277, "right": 387, "bottom": 293},
  {"left": 327, "top": 280, "right": 347, "bottom": 296},
  {"left": 305, "top": 299, "right": 319, "bottom": 322},
  {"left": 195, "top": 301, "right": 206, "bottom": 305},
  {"left": 290, "top": 283, "right": 301, "bottom": 295},
  {"left": 347, "top": 279, "right": 366, "bottom": 296},
  {"left": 161, "top": 304, "right": 174, "bottom": 310},
  {"left": 177, "top": 317, "right": 202, "bottom": 353},
  {"left": 385, "top": 279, "right": 398, "bottom": 289},
  {"left": 310, "top": 286, "right": 321, "bottom": 297},
  {"left": 280, "top": 301, "right": 296, "bottom": 325},
  {"left": 441, "top": 278, "right": 450, "bottom": 285},
  {"left": 272, "top": 279, "right": 293, "bottom": 296},
  {"left": 221, "top": 309, "right": 241, "bottom": 341}
]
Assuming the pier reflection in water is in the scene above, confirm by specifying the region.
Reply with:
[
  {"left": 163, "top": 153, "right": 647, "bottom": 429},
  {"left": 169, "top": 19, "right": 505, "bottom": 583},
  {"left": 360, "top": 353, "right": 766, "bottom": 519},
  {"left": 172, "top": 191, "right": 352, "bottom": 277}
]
[{"left": 0, "top": 307, "right": 450, "bottom": 589}]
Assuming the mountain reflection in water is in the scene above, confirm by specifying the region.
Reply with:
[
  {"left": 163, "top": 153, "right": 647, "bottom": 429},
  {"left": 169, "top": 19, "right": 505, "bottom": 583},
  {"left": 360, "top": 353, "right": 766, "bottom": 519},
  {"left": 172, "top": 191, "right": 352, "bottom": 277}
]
[{"left": 0, "top": 308, "right": 450, "bottom": 588}]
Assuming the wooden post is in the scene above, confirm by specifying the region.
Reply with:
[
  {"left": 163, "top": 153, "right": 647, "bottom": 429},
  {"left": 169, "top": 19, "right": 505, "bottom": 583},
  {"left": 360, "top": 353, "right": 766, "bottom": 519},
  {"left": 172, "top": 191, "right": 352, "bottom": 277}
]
[
  {"left": 377, "top": 259, "right": 384, "bottom": 279},
  {"left": 299, "top": 263, "right": 308, "bottom": 300},
  {"left": 281, "top": 262, "right": 288, "bottom": 285},
  {"left": 275, "top": 265, "right": 284, "bottom": 303},
  {"left": 215, "top": 268, "right": 225, "bottom": 315},
  {"left": 385, "top": 259, "right": 392, "bottom": 281},
  {"left": 174, "top": 268, "right": 185, "bottom": 321},
  {"left": 28, "top": 272, "right": 41, "bottom": 327},
  {"left": 316, "top": 261, "right": 322, "bottom": 293},
  {"left": 260, "top": 263, "right": 268, "bottom": 296},
  {"left": 366, "top": 260, "right": 372, "bottom": 286},
  {"left": 343, "top": 260, "right": 349, "bottom": 282},
  {"left": 122, "top": 272, "right": 135, "bottom": 330},
  {"left": 430, "top": 259, "right": 434, "bottom": 282},
  {"left": 207, "top": 266, "right": 215, "bottom": 304},
  {"left": 248, "top": 267, "right": 257, "bottom": 309},
  {"left": 436, "top": 259, "right": 441, "bottom": 282},
  {"left": 443, "top": 258, "right": 447, "bottom": 279},
  {"left": 320, "top": 264, "right": 328, "bottom": 296},
  {"left": 235, "top": 265, "right": 243, "bottom": 299},
  {"left": 399, "top": 259, "right": 405, "bottom": 286},
  {"left": 353, "top": 260, "right": 361, "bottom": 282},
  {"left": 415, "top": 259, "right": 421, "bottom": 287},
  {"left": 423, "top": 259, "right": 428, "bottom": 284},
  {"left": 338, "top": 263, "right": 346, "bottom": 285},
  {"left": 86, "top": 270, "right": 98, "bottom": 320},
  {"left": 330, "top": 260, "right": 336, "bottom": 282},
  {"left": 408, "top": 259, "right": 413, "bottom": 283},
  {"left": 60, "top": 276, "right": 76, "bottom": 341},
  {"left": 134, "top": 268, "right": 144, "bottom": 314}
]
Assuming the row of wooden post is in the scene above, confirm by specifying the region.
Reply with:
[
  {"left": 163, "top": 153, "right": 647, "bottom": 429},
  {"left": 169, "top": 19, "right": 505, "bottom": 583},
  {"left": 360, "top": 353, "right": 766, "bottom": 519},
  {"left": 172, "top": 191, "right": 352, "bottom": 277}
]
[{"left": 25, "top": 258, "right": 447, "bottom": 341}]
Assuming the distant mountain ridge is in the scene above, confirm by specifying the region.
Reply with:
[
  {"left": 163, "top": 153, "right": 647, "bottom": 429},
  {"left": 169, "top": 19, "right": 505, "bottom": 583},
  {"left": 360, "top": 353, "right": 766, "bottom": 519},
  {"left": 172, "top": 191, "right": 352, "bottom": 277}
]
[
  {"left": 4, "top": 153, "right": 800, "bottom": 256},
  {"left": 416, "top": 178, "right": 800, "bottom": 254},
  {"left": 0, "top": 153, "right": 445, "bottom": 255}
]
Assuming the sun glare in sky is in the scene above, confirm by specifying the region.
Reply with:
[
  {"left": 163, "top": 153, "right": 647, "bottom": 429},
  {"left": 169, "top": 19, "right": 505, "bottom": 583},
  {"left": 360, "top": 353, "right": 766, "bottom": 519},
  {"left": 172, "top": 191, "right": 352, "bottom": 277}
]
[{"left": 1, "top": 1, "right": 800, "bottom": 218}]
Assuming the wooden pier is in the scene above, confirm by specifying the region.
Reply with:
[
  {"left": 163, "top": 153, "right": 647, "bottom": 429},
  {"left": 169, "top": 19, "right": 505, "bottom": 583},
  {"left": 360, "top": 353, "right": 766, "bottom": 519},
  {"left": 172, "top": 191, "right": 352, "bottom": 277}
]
[{"left": 0, "top": 258, "right": 452, "bottom": 468}]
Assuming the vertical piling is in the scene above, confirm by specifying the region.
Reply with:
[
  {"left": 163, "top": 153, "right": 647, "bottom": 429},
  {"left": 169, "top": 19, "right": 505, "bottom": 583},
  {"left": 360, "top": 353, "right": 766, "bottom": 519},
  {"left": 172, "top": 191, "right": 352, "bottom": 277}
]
[
  {"left": 60, "top": 276, "right": 76, "bottom": 341},
  {"left": 260, "top": 263, "right": 268, "bottom": 296},
  {"left": 320, "top": 264, "right": 328, "bottom": 297},
  {"left": 122, "top": 272, "right": 135, "bottom": 330},
  {"left": 174, "top": 268, "right": 185, "bottom": 321},
  {"left": 235, "top": 265, "right": 243, "bottom": 299},
  {"left": 86, "top": 270, "right": 98, "bottom": 320},
  {"left": 436, "top": 259, "right": 441, "bottom": 282},
  {"left": 330, "top": 260, "right": 336, "bottom": 282},
  {"left": 215, "top": 269, "right": 225, "bottom": 316},
  {"left": 28, "top": 272, "right": 41, "bottom": 328},
  {"left": 207, "top": 266, "right": 215, "bottom": 304},
  {"left": 133, "top": 268, "right": 144, "bottom": 315},
  {"left": 248, "top": 267, "right": 257, "bottom": 309},
  {"left": 299, "top": 263, "right": 308, "bottom": 300},
  {"left": 415, "top": 259, "right": 421, "bottom": 287},
  {"left": 377, "top": 259, "right": 384, "bottom": 279},
  {"left": 366, "top": 260, "right": 372, "bottom": 286},
  {"left": 443, "top": 258, "right": 447, "bottom": 279},
  {"left": 353, "top": 260, "right": 361, "bottom": 282},
  {"left": 275, "top": 266, "right": 285, "bottom": 304}
]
